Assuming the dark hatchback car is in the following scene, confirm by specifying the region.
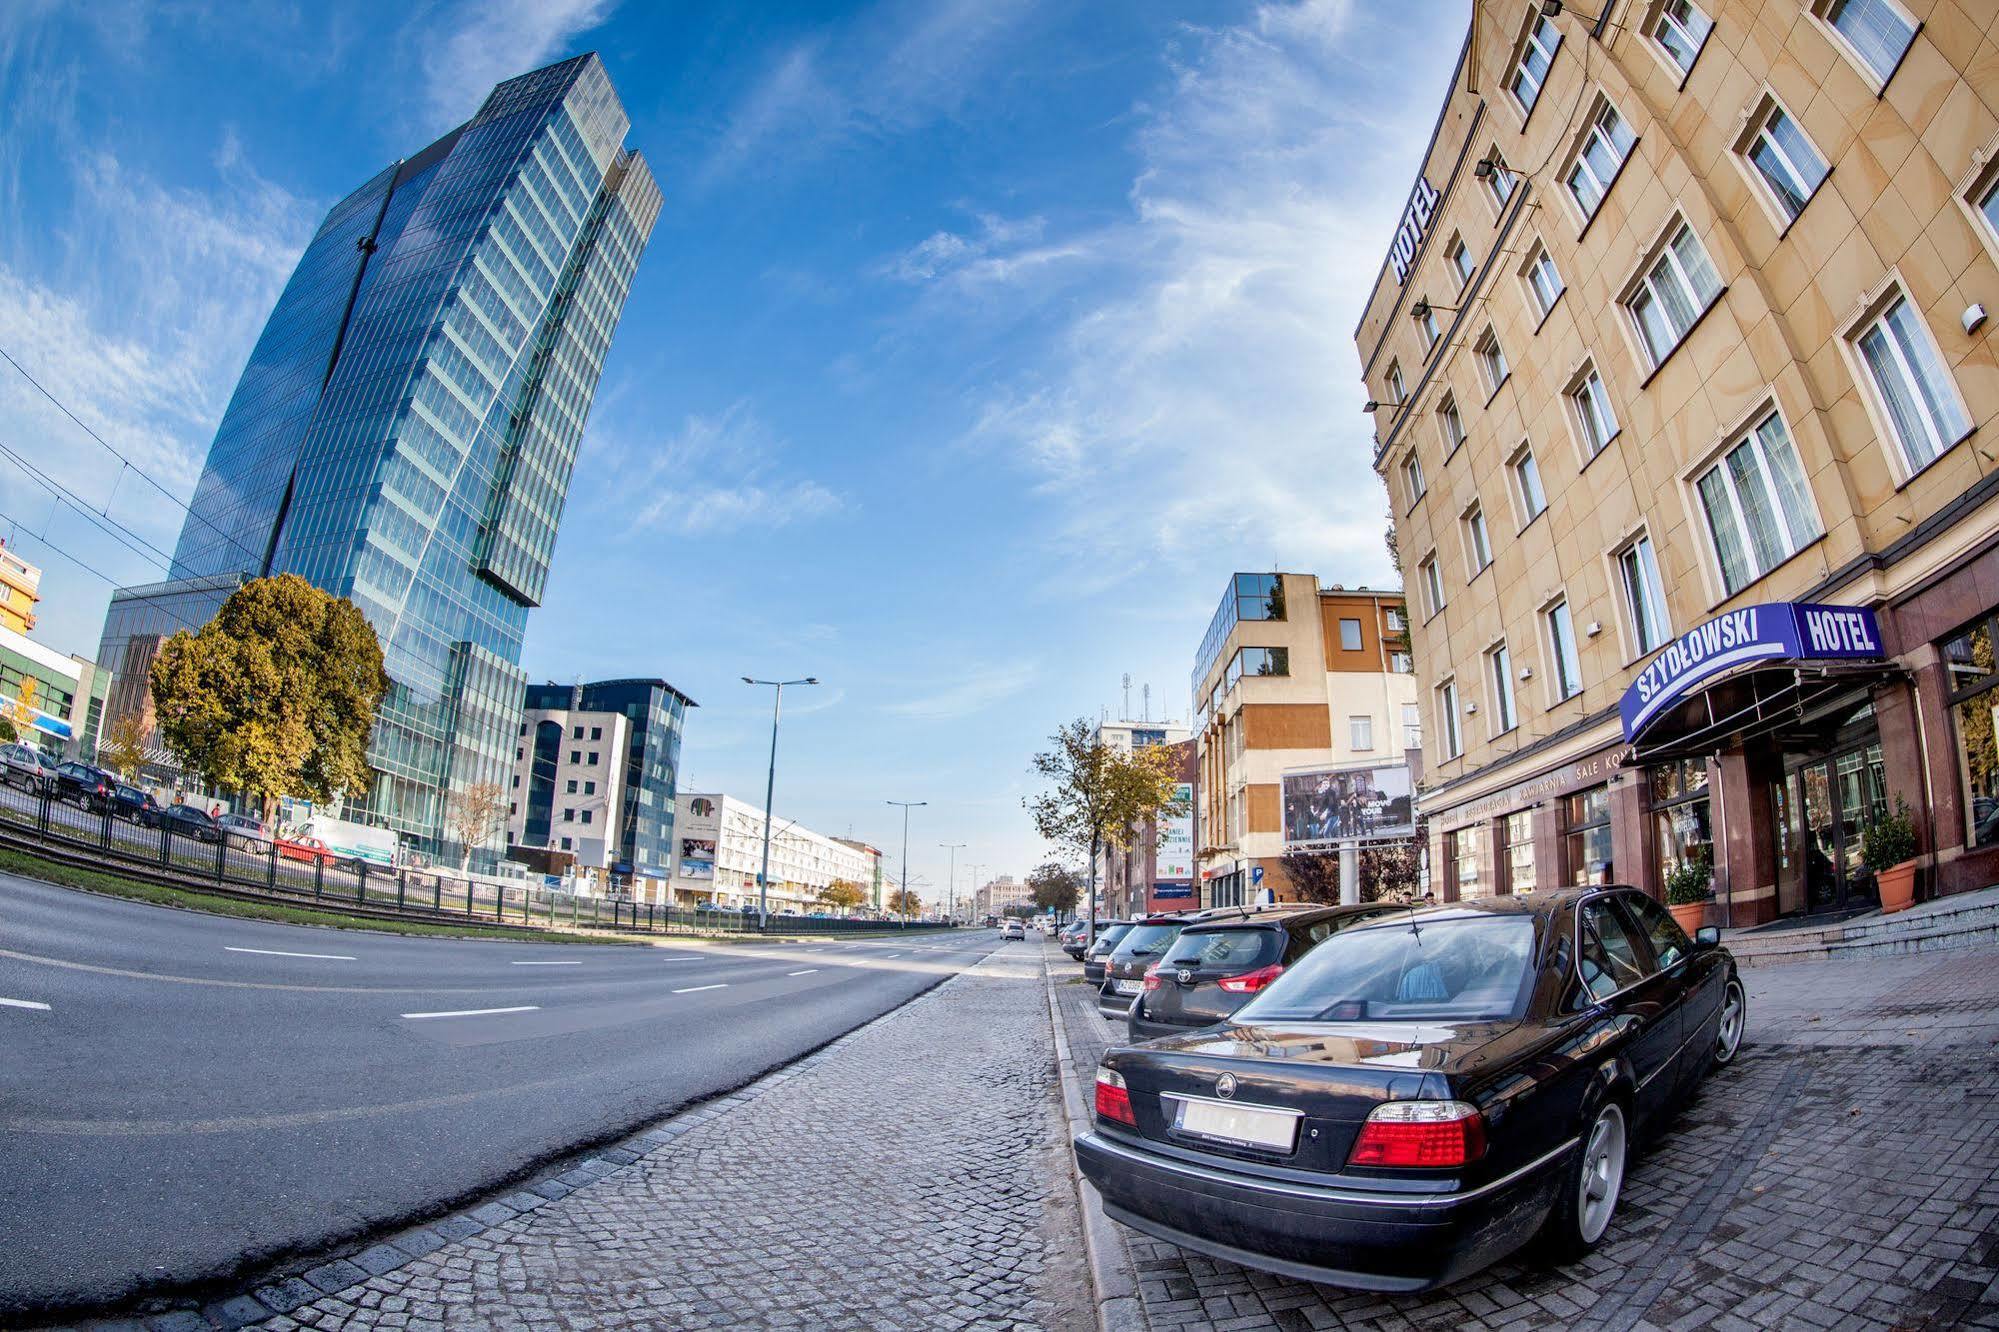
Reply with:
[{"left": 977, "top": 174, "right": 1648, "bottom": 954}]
[
  {"left": 53, "top": 761, "right": 118, "bottom": 808},
  {"left": 1097, "top": 915, "right": 1191, "bottom": 1021},
  {"left": 157, "top": 804, "right": 223, "bottom": 843},
  {"left": 1082, "top": 921, "right": 1135, "bottom": 986},
  {"left": 1128, "top": 903, "right": 1396, "bottom": 1041},
  {"left": 1076, "top": 888, "right": 1745, "bottom": 1293}
]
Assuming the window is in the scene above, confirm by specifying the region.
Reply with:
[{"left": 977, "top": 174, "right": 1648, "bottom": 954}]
[
  {"left": 1350, "top": 716, "right": 1375, "bottom": 750},
  {"left": 1403, "top": 704, "right": 1422, "bottom": 748},
  {"left": 1697, "top": 409, "right": 1823, "bottom": 593},
  {"left": 1980, "top": 173, "right": 1999, "bottom": 244},
  {"left": 1386, "top": 360, "right": 1406, "bottom": 403},
  {"left": 1391, "top": 651, "right": 1414, "bottom": 674},
  {"left": 1510, "top": 13, "right": 1562, "bottom": 116},
  {"left": 1416, "top": 301, "right": 1440, "bottom": 351},
  {"left": 1448, "top": 236, "right": 1474, "bottom": 289},
  {"left": 1488, "top": 641, "right": 1517, "bottom": 733},
  {"left": 1475, "top": 329, "right": 1509, "bottom": 396},
  {"left": 1565, "top": 101, "right": 1635, "bottom": 220},
  {"left": 1500, "top": 811, "right": 1536, "bottom": 894},
  {"left": 1438, "top": 395, "right": 1465, "bottom": 452},
  {"left": 1438, "top": 679, "right": 1462, "bottom": 758},
  {"left": 564, "top": 808, "right": 576, "bottom": 822},
  {"left": 1401, "top": 452, "right": 1427, "bottom": 505},
  {"left": 1852, "top": 293, "right": 1971, "bottom": 473},
  {"left": 1420, "top": 552, "right": 1445, "bottom": 618},
  {"left": 1546, "top": 598, "right": 1584, "bottom": 701},
  {"left": 1339, "top": 618, "right": 1363, "bottom": 651},
  {"left": 572, "top": 726, "right": 583, "bottom": 740},
  {"left": 512, "top": 774, "right": 520, "bottom": 789},
  {"left": 1649, "top": 0, "right": 1712, "bottom": 75},
  {"left": 1742, "top": 104, "right": 1828, "bottom": 225},
  {"left": 569, "top": 750, "right": 580, "bottom": 764},
  {"left": 1464, "top": 504, "right": 1492, "bottom": 575},
  {"left": 590, "top": 726, "right": 602, "bottom": 740},
  {"left": 566, "top": 779, "right": 578, "bottom": 794},
  {"left": 1386, "top": 607, "right": 1407, "bottom": 632},
  {"left": 560, "top": 836, "right": 572, "bottom": 851},
  {"left": 1625, "top": 223, "right": 1723, "bottom": 367},
  {"left": 1941, "top": 614, "right": 1999, "bottom": 851},
  {"left": 587, "top": 751, "right": 599, "bottom": 765},
  {"left": 584, "top": 781, "right": 596, "bottom": 795},
  {"left": 1224, "top": 645, "right": 1290, "bottom": 691},
  {"left": 1446, "top": 825, "right": 1486, "bottom": 899},
  {"left": 1565, "top": 786, "right": 1613, "bottom": 884},
  {"left": 1570, "top": 364, "right": 1620, "bottom": 457},
  {"left": 581, "top": 809, "right": 594, "bottom": 825},
  {"left": 1483, "top": 150, "right": 1519, "bottom": 209},
  {"left": 1622, "top": 892, "right": 1692, "bottom": 970},
  {"left": 1816, "top": 0, "right": 1916, "bottom": 88},
  {"left": 1578, "top": 898, "right": 1651, "bottom": 999},
  {"left": 1522, "top": 242, "right": 1565, "bottom": 321},
  {"left": 1650, "top": 757, "right": 1713, "bottom": 885},
  {"left": 1510, "top": 443, "right": 1547, "bottom": 522},
  {"left": 1618, "top": 533, "right": 1670, "bottom": 655}
]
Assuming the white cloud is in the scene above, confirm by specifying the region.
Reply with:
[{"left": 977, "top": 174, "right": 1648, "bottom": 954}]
[
  {"left": 881, "top": 659, "right": 1040, "bottom": 721},
  {"left": 419, "top": 0, "right": 618, "bottom": 131},
  {"left": 597, "top": 402, "right": 844, "bottom": 538},
  {"left": 883, "top": 212, "right": 1083, "bottom": 288}
]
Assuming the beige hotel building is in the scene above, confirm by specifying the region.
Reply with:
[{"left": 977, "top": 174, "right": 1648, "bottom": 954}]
[{"left": 1360, "top": 0, "right": 1999, "bottom": 925}]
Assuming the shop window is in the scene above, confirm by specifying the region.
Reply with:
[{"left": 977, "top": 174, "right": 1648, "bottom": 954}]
[
  {"left": 1623, "top": 220, "right": 1723, "bottom": 370},
  {"left": 1438, "top": 678, "right": 1462, "bottom": 759},
  {"left": 1445, "top": 825, "right": 1485, "bottom": 900},
  {"left": 1568, "top": 362, "right": 1620, "bottom": 459},
  {"left": 1563, "top": 98, "right": 1636, "bottom": 224},
  {"left": 1565, "top": 786, "right": 1613, "bottom": 884},
  {"left": 1647, "top": 0, "right": 1713, "bottom": 76},
  {"left": 1488, "top": 641, "right": 1517, "bottom": 734},
  {"left": 1941, "top": 613, "right": 1999, "bottom": 851},
  {"left": 1848, "top": 290, "right": 1972, "bottom": 476},
  {"left": 1616, "top": 532, "right": 1670, "bottom": 656},
  {"left": 1521, "top": 240, "right": 1565, "bottom": 322},
  {"left": 1475, "top": 327, "right": 1509, "bottom": 397},
  {"left": 1811, "top": 0, "right": 1916, "bottom": 91},
  {"left": 1508, "top": 10, "right": 1562, "bottom": 116},
  {"left": 1650, "top": 758, "right": 1713, "bottom": 884},
  {"left": 1696, "top": 407, "right": 1823, "bottom": 594},
  {"left": 1737, "top": 99, "right": 1829, "bottom": 229},
  {"left": 1500, "top": 811, "right": 1536, "bottom": 894},
  {"left": 1546, "top": 597, "right": 1584, "bottom": 702},
  {"left": 1437, "top": 394, "right": 1465, "bottom": 453},
  {"left": 1401, "top": 451, "right": 1426, "bottom": 507}
]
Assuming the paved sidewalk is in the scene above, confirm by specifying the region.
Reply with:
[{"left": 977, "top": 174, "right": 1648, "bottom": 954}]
[
  {"left": 1052, "top": 940, "right": 1999, "bottom": 1331},
  {"left": 235, "top": 943, "right": 1091, "bottom": 1332}
]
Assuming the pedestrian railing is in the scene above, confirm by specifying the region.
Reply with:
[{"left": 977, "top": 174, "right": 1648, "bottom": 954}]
[{"left": 0, "top": 776, "right": 956, "bottom": 939}]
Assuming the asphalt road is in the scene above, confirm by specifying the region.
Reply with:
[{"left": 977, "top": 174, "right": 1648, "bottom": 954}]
[{"left": 0, "top": 871, "right": 1006, "bottom": 1318}]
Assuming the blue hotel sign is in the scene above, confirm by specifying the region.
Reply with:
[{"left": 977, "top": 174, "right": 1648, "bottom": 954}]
[{"left": 1619, "top": 603, "right": 1884, "bottom": 741}]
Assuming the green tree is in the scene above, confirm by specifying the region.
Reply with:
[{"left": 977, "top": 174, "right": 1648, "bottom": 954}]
[
  {"left": 150, "top": 574, "right": 390, "bottom": 812},
  {"left": 817, "top": 879, "right": 868, "bottom": 914},
  {"left": 0, "top": 716, "right": 17, "bottom": 745},
  {"left": 1026, "top": 719, "right": 1186, "bottom": 939},
  {"left": 1279, "top": 850, "right": 1343, "bottom": 905},
  {"left": 1028, "top": 861, "right": 1082, "bottom": 917}
]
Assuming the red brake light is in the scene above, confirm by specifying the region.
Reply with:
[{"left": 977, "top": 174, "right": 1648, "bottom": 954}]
[
  {"left": 1094, "top": 1067, "right": 1136, "bottom": 1127},
  {"left": 1141, "top": 963, "right": 1164, "bottom": 991},
  {"left": 1216, "top": 963, "right": 1284, "bottom": 994},
  {"left": 1348, "top": 1101, "right": 1486, "bottom": 1168}
]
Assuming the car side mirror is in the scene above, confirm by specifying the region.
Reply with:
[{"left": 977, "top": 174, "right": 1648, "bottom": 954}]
[{"left": 1694, "top": 926, "right": 1720, "bottom": 948}]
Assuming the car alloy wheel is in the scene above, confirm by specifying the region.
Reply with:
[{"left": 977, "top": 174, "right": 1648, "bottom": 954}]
[
  {"left": 1713, "top": 980, "right": 1745, "bottom": 1066},
  {"left": 1577, "top": 1102, "right": 1626, "bottom": 1245}
]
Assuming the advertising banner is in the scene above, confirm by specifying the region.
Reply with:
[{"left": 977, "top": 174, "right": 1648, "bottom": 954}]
[
  {"left": 1282, "top": 763, "right": 1415, "bottom": 846},
  {"left": 1157, "top": 782, "right": 1194, "bottom": 880},
  {"left": 677, "top": 837, "right": 716, "bottom": 880}
]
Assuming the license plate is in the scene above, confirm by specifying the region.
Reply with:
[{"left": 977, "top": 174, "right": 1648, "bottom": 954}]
[
  {"left": 1171, "top": 1096, "right": 1299, "bottom": 1151},
  {"left": 1112, "top": 979, "right": 1143, "bottom": 995}
]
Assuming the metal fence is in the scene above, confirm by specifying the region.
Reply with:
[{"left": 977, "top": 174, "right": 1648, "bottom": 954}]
[{"left": 0, "top": 776, "right": 956, "bottom": 939}]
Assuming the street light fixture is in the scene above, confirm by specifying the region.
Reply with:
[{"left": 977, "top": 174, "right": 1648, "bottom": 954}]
[
  {"left": 939, "top": 842, "right": 965, "bottom": 926},
  {"left": 744, "top": 676, "right": 818, "bottom": 929},
  {"left": 886, "top": 800, "right": 926, "bottom": 923}
]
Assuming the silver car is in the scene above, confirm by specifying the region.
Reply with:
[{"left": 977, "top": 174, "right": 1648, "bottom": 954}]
[{"left": 0, "top": 743, "right": 49, "bottom": 792}]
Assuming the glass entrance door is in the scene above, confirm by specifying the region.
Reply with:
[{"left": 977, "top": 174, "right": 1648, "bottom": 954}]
[{"left": 1797, "top": 743, "right": 1885, "bottom": 913}]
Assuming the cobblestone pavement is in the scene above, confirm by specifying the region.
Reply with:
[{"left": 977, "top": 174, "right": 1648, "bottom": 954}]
[
  {"left": 1054, "top": 940, "right": 1999, "bottom": 1331},
  {"left": 237, "top": 944, "right": 1091, "bottom": 1332}
]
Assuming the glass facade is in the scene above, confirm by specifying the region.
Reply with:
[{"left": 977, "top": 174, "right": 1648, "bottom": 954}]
[
  {"left": 516, "top": 678, "right": 692, "bottom": 878},
  {"left": 95, "top": 55, "right": 659, "bottom": 856}
]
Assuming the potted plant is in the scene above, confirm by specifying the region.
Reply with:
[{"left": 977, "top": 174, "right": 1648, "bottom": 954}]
[
  {"left": 1663, "top": 854, "right": 1712, "bottom": 935},
  {"left": 1862, "top": 797, "right": 1920, "bottom": 914}
]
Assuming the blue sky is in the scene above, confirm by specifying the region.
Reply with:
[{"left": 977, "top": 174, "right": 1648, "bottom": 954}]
[{"left": 0, "top": 0, "right": 1466, "bottom": 904}]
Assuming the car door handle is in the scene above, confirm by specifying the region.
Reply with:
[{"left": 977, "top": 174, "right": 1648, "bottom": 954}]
[{"left": 1609, "top": 1014, "right": 1641, "bottom": 1038}]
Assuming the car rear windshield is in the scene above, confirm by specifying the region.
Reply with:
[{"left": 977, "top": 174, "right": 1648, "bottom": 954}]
[
  {"left": 1234, "top": 916, "right": 1536, "bottom": 1023},
  {"left": 1161, "top": 926, "right": 1283, "bottom": 973},
  {"left": 1113, "top": 922, "right": 1181, "bottom": 959}
]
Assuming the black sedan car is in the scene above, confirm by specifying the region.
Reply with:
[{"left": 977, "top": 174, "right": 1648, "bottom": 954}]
[
  {"left": 1076, "top": 888, "right": 1745, "bottom": 1293},
  {"left": 1082, "top": 921, "right": 1135, "bottom": 986},
  {"left": 157, "top": 804, "right": 223, "bottom": 843},
  {"left": 1097, "top": 914, "right": 1190, "bottom": 1021},
  {"left": 1127, "top": 903, "right": 1395, "bottom": 1041}
]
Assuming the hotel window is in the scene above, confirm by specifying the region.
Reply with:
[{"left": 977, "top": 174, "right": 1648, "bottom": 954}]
[
  {"left": 1546, "top": 598, "right": 1584, "bottom": 701},
  {"left": 1564, "top": 100, "right": 1636, "bottom": 221},
  {"left": 1500, "top": 811, "right": 1537, "bottom": 894},
  {"left": 1509, "top": 11, "right": 1561, "bottom": 116},
  {"left": 1448, "top": 235, "right": 1474, "bottom": 289},
  {"left": 1475, "top": 328, "right": 1509, "bottom": 396},
  {"left": 1401, "top": 452, "right": 1426, "bottom": 506},
  {"left": 1464, "top": 503, "right": 1493, "bottom": 576},
  {"left": 1447, "top": 825, "right": 1486, "bottom": 899},
  {"left": 1438, "top": 679, "right": 1462, "bottom": 758},
  {"left": 1617, "top": 532, "right": 1670, "bottom": 656},
  {"left": 1650, "top": 758, "right": 1713, "bottom": 883},
  {"left": 1569, "top": 363, "right": 1620, "bottom": 458},
  {"left": 1416, "top": 301, "right": 1441, "bottom": 352},
  {"left": 1339, "top": 617, "right": 1364, "bottom": 651},
  {"left": 1814, "top": 0, "right": 1916, "bottom": 89},
  {"left": 1851, "top": 292, "right": 1972, "bottom": 474},
  {"left": 1403, "top": 703, "right": 1422, "bottom": 748},
  {"left": 1438, "top": 394, "right": 1465, "bottom": 453},
  {"left": 1510, "top": 443, "right": 1547, "bottom": 523},
  {"left": 1564, "top": 786, "right": 1613, "bottom": 884},
  {"left": 1488, "top": 641, "right": 1517, "bottom": 733},
  {"left": 1941, "top": 613, "right": 1999, "bottom": 850},
  {"left": 1649, "top": 0, "right": 1712, "bottom": 75},
  {"left": 1420, "top": 552, "right": 1445, "bottom": 618},
  {"left": 1350, "top": 716, "right": 1375, "bottom": 751},
  {"left": 1522, "top": 241, "right": 1564, "bottom": 322},
  {"left": 1386, "top": 360, "right": 1406, "bottom": 403},
  {"left": 1697, "top": 409, "right": 1823, "bottom": 594},
  {"left": 1624, "top": 222, "right": 1723, "bottom": 368},
  {"left": 1483, "top": 148, "right": 1519, "bottom": 210},
  {"left": 1741, "top": 103, "right": 1828, "bottom": 228}
]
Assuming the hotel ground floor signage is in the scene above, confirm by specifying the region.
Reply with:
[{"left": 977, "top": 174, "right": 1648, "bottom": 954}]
[{"left": 1620, "top": 602, "right": 1884, "bottom": 741}]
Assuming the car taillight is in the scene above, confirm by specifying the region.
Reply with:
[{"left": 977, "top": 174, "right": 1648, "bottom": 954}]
[
  {"left": 1141, "top": 964, "right": 1164, "bottom": 991},
  {"left": 1094, "top": 1066, "right": 1136, "bottom": 1127},
  {"left": 1216, "top": 963, "right": 1284, "bottom": 994},
  {"left": 1347, "top": 1101, "right": 1486, "bottom": 1168}
]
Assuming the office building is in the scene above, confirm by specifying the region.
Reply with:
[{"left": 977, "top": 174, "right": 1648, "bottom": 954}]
[
  {"left": 0, "top": 623, "right": 106, "bottom": 760},
  {"left": 1361, "top": 1, "right": 1999, "bottom": 923},
  {"left": 973, "top": 874, "right": 1032, "bottom": 920},
  {"left": 1090, "top": 717, "right": 1193, "bottom": 917},
  {"left": 667, "top": 793, "right": 883, "bottom": 912},
  {"left": 0, "top": 543, "right": 40, "bottom": 636},
  {"left": 96, "top": 54, "right": 659, "bottom": 864},
  {"left": 1102, "top": 738, "right": 1198, "bottom": 917}
]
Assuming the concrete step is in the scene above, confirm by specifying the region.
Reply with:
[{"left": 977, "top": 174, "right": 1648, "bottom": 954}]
[{"left": 1722, "top": 883, "right": 1999, "bottom": 966}]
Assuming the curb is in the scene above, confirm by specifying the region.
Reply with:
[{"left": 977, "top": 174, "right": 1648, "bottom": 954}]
[{"left": 1040, "top": 944, "right": 1147, "bottom": 1332}]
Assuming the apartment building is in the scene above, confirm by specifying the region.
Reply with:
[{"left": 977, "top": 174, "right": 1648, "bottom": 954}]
[
  {"left": 0, "top": 542, "right": 40, "bottom": 636},
  {"left": 665, "top": 793, "right": 882, "bottom": 913},
  {"left": 1360, "top": 0, "right": 1999, "bottom": 924},
  {"left": 1102, "top": 738, "right": 1198, "bottom": 917}
]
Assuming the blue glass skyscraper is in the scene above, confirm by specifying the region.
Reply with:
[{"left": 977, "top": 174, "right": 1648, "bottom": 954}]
[{"left": 97, "top": 54, "right": 659, "bottom": 859}]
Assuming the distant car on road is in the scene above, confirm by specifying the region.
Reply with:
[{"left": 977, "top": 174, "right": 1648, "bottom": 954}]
[
  {"left": 0, "top": 743, "right": 50, "bottom": 792},
  {"left": 276, "top": 833, "right": 335, "bottom": 865},
  {"left": 1002, "top": 919, "right": 1026, "bottom": 941},
  {"left": 157, "top": 804, "right": 222, "bottom": 843},
  {"left": 52, "top": 761, "right": 118, "bottom": 809},
  {"left": 106, "top": 783, "right": 159, "bottom": 824},
  {"left": 217, "top": 813, "right": 272, "bottom": 851}
]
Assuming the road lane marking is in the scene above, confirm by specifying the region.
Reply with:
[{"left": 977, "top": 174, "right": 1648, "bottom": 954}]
[
  {"left": 0, "top": 996, "right": 50, "bottom": 1011},
  {"left": 401, "top": 1006, "right": 540, "bottom": 1020},
  {"left": 225, "top": 946, "right": 356, "bottom": 961},
  {"left": 672, "top": 984, "right": 727, "bottom": 994},
  {"left": 787, "top": 969, "right": 818, "bottom": 976},
  {"left": 0, "top": 947, "right": 611, "bottom": 996},
  {"left": 508, "top": 960, "right": 581, "bottom": 966}
]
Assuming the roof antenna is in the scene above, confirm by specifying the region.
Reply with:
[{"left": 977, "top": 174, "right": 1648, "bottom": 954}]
[{"left": 1121, "top": 673, "right": 1131, "bottom": 720}]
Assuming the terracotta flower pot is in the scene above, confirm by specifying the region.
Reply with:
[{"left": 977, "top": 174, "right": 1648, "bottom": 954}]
[
  {"left": 1875, "top": 859, "right": 1917, "bottom": 914},
  {"left": 1668, "top": 901, "right": 1706, "bottom": 935}
]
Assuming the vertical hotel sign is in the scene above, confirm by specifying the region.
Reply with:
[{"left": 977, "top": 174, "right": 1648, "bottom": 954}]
[{"left": 1388, "top": 177, "right": 1441, "bottom": 284}]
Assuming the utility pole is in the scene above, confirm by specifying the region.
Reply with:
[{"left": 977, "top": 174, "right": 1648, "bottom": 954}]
[
  {"left": 939, "top": 842, "right": 965, "bottom": 925},
  {"left": 743, "top": 676, "right": 818, "bottom": 929},
  {"left": 887, "top": 799, "right": 925, "bottom": 922}
]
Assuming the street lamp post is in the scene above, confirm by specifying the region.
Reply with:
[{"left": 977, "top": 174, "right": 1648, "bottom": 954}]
[
  {"left": 968, "top": 862, "right": 984, "bottom": 924},
  {"left": 939, "top": 842, "right": 965, "bottom": 926},
  {"left": 886, "top": 799, "right": 925, "bottom": 923},
  {"left": 744, "top": 676, "right": 818, "bottom": 929}
]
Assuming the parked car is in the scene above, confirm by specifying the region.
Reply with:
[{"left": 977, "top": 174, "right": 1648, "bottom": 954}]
[
  {"left": 1127, "top": 903, "right": 1396, "bottom": 1041},
  {"left": 1002, "top": 919, "right": 1026, "bottom": 941},
  {"left": 1076, "top": 888, "right": 1745, "bottom": 1294},
  {"left": 52, "top": 761, "right": 117, "bottom": 809},
  {"left": 1061, "top": 921, "right": 1091, "bottom": 960},
  {"left": 1098, "top": 915, "right": 1192, "bottom": 1021},
  {"left": 0, "top": 743, "right": 50, "bottom": 792},
  {"left": 157, "top": 804, "right": 223, "bottom": 843},
  {"left": 107, "top": 783, "right": 160, "bottom": 824},
  {"left": 1083, "top": 921, "right": 1135, "bottom": 986},
  {"left": 217, "top": 813, "right": 272, "bottom": 851},
  {"left": 276, "top": 833, "right": 335, "bottom": 865}
]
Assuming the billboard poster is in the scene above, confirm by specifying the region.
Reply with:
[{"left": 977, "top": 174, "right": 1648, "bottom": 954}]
[
  {"left": 1157, "top": 782, "right": 1194, "bottom": 880},
  {"left": 677, "top": 838, "right": 716, "bottom": 879},
  {"left": 1282, "top": 764, "right": 1415, "bottom": 845}
]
